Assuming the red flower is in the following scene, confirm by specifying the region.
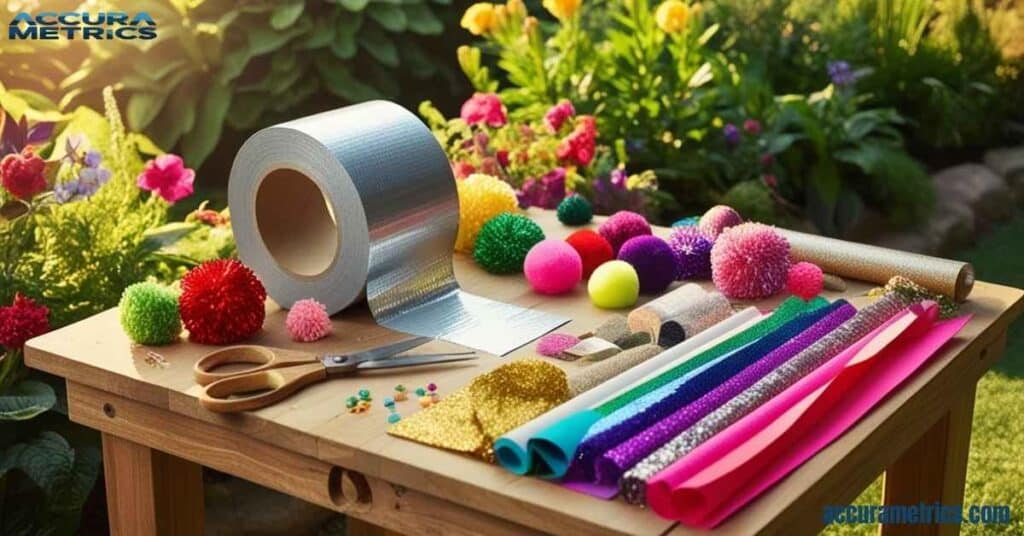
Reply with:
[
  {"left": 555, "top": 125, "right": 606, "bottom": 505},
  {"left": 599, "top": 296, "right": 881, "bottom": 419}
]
[
  {"left": 1, "top": 147, "right": 47, "bottom": 200},
  {"left": 451, "top": 161, "right": 475, "bottom": 179},
  {"left": 496, "top": 150, "right": 510, "bottom": 168},
  {"left": 544, "top": 100, "right": 576, "bottom": 131},
  {"left": 556, "top": 116, "right": 597, "bottom": 167},
  {"left": 762, "top": 174, "right": 778, "bottom": 188},
  {"left": 743, "top": 119, "right": 762, "bottom": 135},
  {"left": 460, "top": 93, "right": 508, "bottom": 127},
  {"left": 0, "top": 293, "right": 50, "bottom": 350},
  {"left": 760, "top": 153, "right": 775, "bottom": 167}
]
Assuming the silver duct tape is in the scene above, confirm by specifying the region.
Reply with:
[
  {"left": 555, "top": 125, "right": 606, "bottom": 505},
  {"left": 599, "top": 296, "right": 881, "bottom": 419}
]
[{"left": 229, "top": 101, "right": 568, "bottom": 355}]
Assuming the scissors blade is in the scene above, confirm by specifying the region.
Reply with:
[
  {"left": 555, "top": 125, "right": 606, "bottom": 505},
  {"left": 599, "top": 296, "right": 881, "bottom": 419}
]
[
  {"left": 355, "top": 353, "right": 478, "bottom": 371},
  {"left": 349, "top": 336, "right": 432, "bottom": 362}
]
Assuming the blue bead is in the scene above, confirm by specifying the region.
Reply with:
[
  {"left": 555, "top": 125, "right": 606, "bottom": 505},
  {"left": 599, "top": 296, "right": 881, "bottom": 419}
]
[{"left": 387, "top": 413, "right": 401, "bottom": 424}]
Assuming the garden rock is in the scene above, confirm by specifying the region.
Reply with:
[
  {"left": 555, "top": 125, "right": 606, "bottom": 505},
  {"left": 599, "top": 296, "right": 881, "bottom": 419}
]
[
  {"left": 925, "top": 199, "right": 975, "bottom": 256},
  {"left": 984, "top": 146, "right": 1024, "bottom": 204},
  {"left": 875, "top": 230, "right": 935, "bottom": 255},
  {"left": 932, "top": 164, "right": 1012, "bottom": 228}
]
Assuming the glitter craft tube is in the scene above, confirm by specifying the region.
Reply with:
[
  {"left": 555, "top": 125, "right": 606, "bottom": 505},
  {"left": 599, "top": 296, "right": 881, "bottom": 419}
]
[
  {"left": 567, "top": 344, "right": 664, "bottom": 396},
  {"left": 620, "top": 293, "right": 911, "bottom": 504}
]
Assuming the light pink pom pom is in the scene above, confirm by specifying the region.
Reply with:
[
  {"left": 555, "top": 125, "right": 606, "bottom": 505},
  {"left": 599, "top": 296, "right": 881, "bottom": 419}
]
[
  {"left": 286, "top": 298, "right": 332, "bottom": 342},
  {"left": 787, "top": 261, "right": 824, "bottom": 300},
  {"left": 711, "top": 222, "right": 790, "bottom": 299},
  {"left": 699, "top": 205, "right": 743, "bottom": 240},
  {"left": 536, "top": 333, "right": 581, "bottom": 357}
]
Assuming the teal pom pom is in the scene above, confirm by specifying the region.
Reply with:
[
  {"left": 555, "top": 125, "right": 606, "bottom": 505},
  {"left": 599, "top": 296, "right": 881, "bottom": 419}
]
[
  {"left": 672, "top": 216, "right": 700, "bottom": 227},
  {"left": 119, "top": 282, "right": 181, "bottom": 345},
  {"left": 556, "top": 194, "right": 593, "bottom": 226},
  {"left": 473, "top": 213, "right": 546, "bottom": 274}
]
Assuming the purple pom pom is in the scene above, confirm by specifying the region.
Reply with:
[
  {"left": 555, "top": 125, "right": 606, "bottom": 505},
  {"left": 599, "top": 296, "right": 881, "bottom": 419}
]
[
  {"left": 617, "top": 235, "right": 678, "bottom": 294},
  {"left": 667, "top": 226, "right": 713, "bottom": 280},
  {"left": 598, "top": 210, "right": 652, "bottom": 255}
]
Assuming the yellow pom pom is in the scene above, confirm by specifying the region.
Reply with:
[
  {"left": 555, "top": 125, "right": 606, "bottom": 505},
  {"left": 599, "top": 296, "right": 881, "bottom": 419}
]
[
  {"left": 455, "top": 174, "right": 519, "bottom": 253},
  {"left": 588, "top": 260, "right": 640, "bottom": 309}
]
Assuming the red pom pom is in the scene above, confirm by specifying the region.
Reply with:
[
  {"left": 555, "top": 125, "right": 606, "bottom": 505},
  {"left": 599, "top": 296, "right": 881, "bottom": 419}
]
[
  {"left": 180, "top": 259, "right": 267, "bottom": 344},
  {"left": 565, "top": 229, "right": 614, "bottom": 279}
]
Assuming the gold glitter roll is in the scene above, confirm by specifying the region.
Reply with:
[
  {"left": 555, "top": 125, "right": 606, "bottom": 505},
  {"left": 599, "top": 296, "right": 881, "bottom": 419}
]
[
  {"left": 776, "top": 228, "right": 974, "bottom": 302},
  {"left": 389, "top": 359, "right": 570, "bottom": 460},
  {"left": 567, "top": 344, "right": 663, "bottom": 396}
]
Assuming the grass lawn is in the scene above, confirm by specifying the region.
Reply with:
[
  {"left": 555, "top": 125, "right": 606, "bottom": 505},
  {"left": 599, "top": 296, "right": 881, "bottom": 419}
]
[{"left": 825, "top": 212, "right": 1024, "bottom": 535}]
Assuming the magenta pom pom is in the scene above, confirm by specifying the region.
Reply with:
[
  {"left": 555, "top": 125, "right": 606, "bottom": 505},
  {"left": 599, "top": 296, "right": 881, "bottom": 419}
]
[
  {"left": 286, "top": 298, "right": 332, "bottom": 342},
  {"left": 524, "top": 239, "right": 583, "bottom": 295},
  {"left": 536, "top": 333, "right": 581, "bottom": 357},
  {"left": 711, "top": 223, "right": 790, "bottom": 299},
  {"left": 617, "top": 235, "right": 679, "bottom": 294},
  {"left": 598, "top": 210, "right": 652, "bottom": 255},
  {"left": 787, "top": 261, "right": 824, "bottom": 300},
  {"left": 667, "top": 226, "right": 713, "bottom": 280},
  {"left": 699, "top": 205, "right": 743, "bottom": 240}
]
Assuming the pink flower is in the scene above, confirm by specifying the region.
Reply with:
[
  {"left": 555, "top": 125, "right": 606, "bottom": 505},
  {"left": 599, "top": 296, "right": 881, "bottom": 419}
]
[
  {"left": 743, "top": 119, "right": 762, "bottom": 135},
  {"left": 544, "top": 100, "right": 576, "bottom": 131},
  {"left": 760, "top": 153, "right": 775, "bottom": 167},
  {"left": 451, "top": 161, "right": 475, "bottom": 179},
  {"left": 556, "top": 115, "right": 597, "bottom": 167},
  {"left": 460, "top": 93, "right": 507, "bottom": 127},
  {"left": 762, "top": 174, "right": 778, "bottom": 188},
  {"left": 496, "top": 149, "right": 510, "bottom": 167},
  {"left": 137, "top": 154, "right": 194, "bottom": 203}
]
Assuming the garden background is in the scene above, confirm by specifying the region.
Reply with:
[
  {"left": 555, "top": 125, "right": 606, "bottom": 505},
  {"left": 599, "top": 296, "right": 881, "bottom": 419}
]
[{"left": 0, "top": 0, "right": 1022, "bottom": 534}]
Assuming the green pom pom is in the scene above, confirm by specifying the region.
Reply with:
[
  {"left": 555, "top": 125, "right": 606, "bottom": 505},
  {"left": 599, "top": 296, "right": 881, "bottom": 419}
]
[
  {"left": 473, "top": 213, "right": 545, "bottom": 274},
  {"left": 556, "top": 194, "right": 593, "bottom": 226},
  {"left": 119, "top": 282, "right": 181, "bottom": 345}
]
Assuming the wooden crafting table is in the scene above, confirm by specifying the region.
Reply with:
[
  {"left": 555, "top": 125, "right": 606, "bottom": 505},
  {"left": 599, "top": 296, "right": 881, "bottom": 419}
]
[{"left": 24, "top": 211, "right": 1024, "bottom": 536}]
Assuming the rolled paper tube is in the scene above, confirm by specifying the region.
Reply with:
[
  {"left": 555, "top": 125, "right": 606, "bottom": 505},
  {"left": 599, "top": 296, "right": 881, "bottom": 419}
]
[
  {"left": 654, "top": 292, "right": 733, "bottom": 346},
  {"left": 493, "top": 308, "right": 760, "bottom": 477},
  {"left": 627, "top": 284, "right": 707, "bottom": 338},
  {"left": 568, "top": 344, "right": 663, "bottom": 396},
  {"left": 620, "top": 292, "right": 912, "bottom": 504},
  {"left": 776, "top": 228, "right": 974, "bottom": 302},
  {"left": 613, "top": 331, "right": 652, "bottom": 351},
  {"left": 565, "top": 338, "right": 621, "bottom": 361},
  {"left": 822, "top": 273, "right": 847, "bottom": 292},
  {"left": 657, "top": 321, "right": 687, "bottom": 348}
]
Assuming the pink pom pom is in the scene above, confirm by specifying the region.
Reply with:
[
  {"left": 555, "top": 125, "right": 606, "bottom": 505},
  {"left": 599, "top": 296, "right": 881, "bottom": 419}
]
[
  {"left": 536, "top": 333, "right": 581, "bottom": 357},
  {"left": 285, "top": 298, "right": 332, "bottom": 342},
  {"left": 524, "top": 239, "right": 583, "bottom": 295},
  {"left": 711, "top": 223, "right": 790, "bottom": 299},
  {"left": 787, "top": 261, "right": 824, "bottom": 300},
  {"left": 699, "top": 205, "right": 743, "bottom": 240},
  {"left": 598, "top": 210, "right": 652, "bottom": 254}
]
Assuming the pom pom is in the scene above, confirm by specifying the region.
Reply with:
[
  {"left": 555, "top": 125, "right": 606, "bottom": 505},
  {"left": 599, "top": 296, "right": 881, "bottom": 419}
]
[
  {"left": 711, "top": 223, "right": 790, "bottom": 299},
  {"left": 787, "top": 262, "right": 824, "bottom": 300},
  {"left": 524, "top": 239, "right": 583, "bottom": 295},
  {"left": 286, "top": 298, "right": 333, "bottom": 342},
  {"left": 0, "top": 293, "right": 49, "bottom": 350},
  {"left": 180, "top": 259, "right": 267, "bottom": 344},
  {"left": 536, "top": 333, "right": 581, "bottom": 356},
  {"left": 598, "top": 210, "right": 651, "bottom": 254},
  {"left": 667, "top": 226, "right": 713, "bottom": 280},
  {"left": 472, "top": 213, "right": 546, "bottom": 274},
  {"left": 671, "top": 215, "right": 700, "bottom": 227},
  {"left": 588, "top": 260, "right": 640, "bottom": 309},
  {"left": 565, "top": 229, "right": 614, "bottom": 279},
  {"left": 617, "top": 235, "right": 678, "bottom": 294},
  {"left": 454, "top": 174, "right": 519, "bottom": 253},
  {"left": 556, "top": 194, "right": 593, "bottom": 226},
  {"left": 699, "top": 205, "right": 743, "bottom": 240},
  {"left": 119, "top": 282, "right": 181, "bottom": 345}
]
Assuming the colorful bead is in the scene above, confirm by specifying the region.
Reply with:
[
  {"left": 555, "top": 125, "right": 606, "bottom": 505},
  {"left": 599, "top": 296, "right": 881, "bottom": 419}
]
[
  {"left": 358, "top": 389, "right": 371, "bottom": 401},
  {"left": 394, "top": 384, "right": 408, "bottom": 401},
  {"left": 345, "top": 396, "right": 358, "bottom": 409}
]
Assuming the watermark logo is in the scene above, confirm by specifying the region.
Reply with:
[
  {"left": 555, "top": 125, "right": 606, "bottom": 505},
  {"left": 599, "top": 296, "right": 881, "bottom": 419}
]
[{"left": 8, "top": 12, "right": 157, "bottom": 40}]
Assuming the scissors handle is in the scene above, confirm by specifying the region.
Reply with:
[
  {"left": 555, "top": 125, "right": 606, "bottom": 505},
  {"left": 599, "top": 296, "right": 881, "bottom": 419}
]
[
  {"left": 198, "top": 362, "right": 328, "bottom": 413},
  {"left": 194, "top": 345, "right": 317, "bottom": 386}
]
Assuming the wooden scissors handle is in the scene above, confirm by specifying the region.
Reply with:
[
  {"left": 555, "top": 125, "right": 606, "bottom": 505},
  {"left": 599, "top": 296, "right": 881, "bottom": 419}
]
[
  {"left": 198, "top": 362, "right": 329, "bottom": 413},
  {"left": 193, "top": 345, "right": 316, "bottom": 386}
]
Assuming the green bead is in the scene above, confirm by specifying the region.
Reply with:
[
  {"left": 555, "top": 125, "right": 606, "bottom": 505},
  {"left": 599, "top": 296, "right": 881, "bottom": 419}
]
[
  {"left": 556, "top": 194, "right": 593, "bottom": 226},
  {"left": 472, "top": 213, "right": 545, "bottom": 274},
  {"left": 346, "top": 396, "right": 358, "bottom": 408},
  {"left": 415, "top": 387, "right": 426, "bottom": 396},
  {"left": 119, "top": 282, "right": 181, "bottom": 345},
  {"left": 358, "top": 389, "right": 371, "bottom": 401}
]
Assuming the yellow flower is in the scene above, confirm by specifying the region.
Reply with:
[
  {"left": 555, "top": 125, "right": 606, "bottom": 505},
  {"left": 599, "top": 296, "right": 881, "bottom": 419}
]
[
  {"left": 655, "top": 0, "right": 690, "bottom": 33},
  {"left": 506, "top": 0, "right": 527, "bottom": 17},
  {"left": 542, "top": 0, "right": 581, "bottom": 21},
  {"left": 461, "top": 3, "right": 497, "bottom": 36}
]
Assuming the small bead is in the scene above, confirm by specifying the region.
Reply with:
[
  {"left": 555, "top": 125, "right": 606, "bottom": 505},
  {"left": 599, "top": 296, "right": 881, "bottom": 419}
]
[
  {"left": 419, "top": 396, "right": 432, "bottom": 408},
  {"left": 387, "top": 413, "right": 402, "bottom": 424},
  {"left": 358, "top": 389, "right": 371, "bottom": 401},
  {"left": 427, "top": 383, "right": 437, "bottom": 392},
  {"left": 415, "top": 387, "right": 426, "bottom": 397},
  {"left": 345, "top": 396, "right": 358, "bottom": 408},
  {"left": 383, "top": 397, "right": 395, "bottom": 408}
]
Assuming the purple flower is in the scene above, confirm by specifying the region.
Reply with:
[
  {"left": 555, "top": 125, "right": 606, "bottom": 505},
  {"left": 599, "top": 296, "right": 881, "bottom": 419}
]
[
  {"left": 828, "top": 60, "right": 857, "bottom": 88},
  {"left": 54, "top": 181, "right": 80, "bottom": 204},
  {"left": 77, "top": 166, "right": 111, "bottom": 197},
  {"left": 520, "top": 167, "right": 567, "bottom": 209},
  {"left": 610, "top": 168, "right": 628, "bottom": 190},
  {"left": 83, "top": 150, "right": 102, "bottom": 168},
  {"left": 723, "top": 123, "right": 741, "bottom": 147}
]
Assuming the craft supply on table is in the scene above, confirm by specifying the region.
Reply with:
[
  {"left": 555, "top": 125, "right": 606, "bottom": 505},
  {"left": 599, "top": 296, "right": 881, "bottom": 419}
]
[
  {"left": 390, "top": 359, "right": 570, "bottom": 460},
  {"left": 565, "top": 229, "right": 614, "bottom": 279},
  {"left": 394, "top": 384, "right": 408, "bottom": 401},
  {"left": 384, "top": 397, "right": 401, "bottom": 423},
  {"left": 588, "top": 261, "right": 640, "bottom": 309},
  {"left": 453, "top": 173, "right": 519, "bottom": 253},
  {"left": 285, "top": 298, "right": 332, "bottom": 342},
  {"left": 524, "top": 239, "right": 583, "bottom": 295},
  {"left": 869, "top": 275, "right": 959, "bottom": 318},
  {"left": 228, "top": 101, "right": 566, "bottom": 356},
  {"left": 698, "top": 205, "right": 743, "bottom": 240},
  {"left": 787, "top": 261, "right": 824, "bottom": 301},
  {"left": 192, "top": 336, "right": 476, "bottom": 413},
  {"left": 118, "top": 282, "right": 181, "bottom": 345},
  {"left": 822, "top": 273, "right": 847, "bottom": 292},
  {"left": 563, "top": 338, "right": 621, "bottom": 361},
  {"left": 776, "top": 227, "right": 974, "bottom": 302},
  {"left": 536, "top": 333, "right": 582, "bottom": 358},
  {"left": 180, "top": 259, "right": 267, "bottom": 345},
  {"left": 620, "top": 292, "right": 911, "bottom": 504},
  {"left": 625, "top": 284, "right": 730, "bottom": 345},
  {"left": 612, "top": 331, "right": 652, "bottom": 351},
  {"left": 473, "top": 213, "right": 546, "bottom": 275},
  {"left": 567, "top": 344, "right": 664, "bottom": 397},
  {"left": 617, "top": 235, "right": 680, "bottom": 294},
  {"left": 589, "top": 315, "right": 631, "bottom": 342},
  {"left": 667, "top": 226, "right": 713, "bottom": 280},
  {"left": 711, "top": 223, "right": 791, "bottom": 300},
  {"left": 557, "top": 194, "right": 593, "bottom": 226},
  {"left": 598, "top": 210, "right": 652, "bottom": 254}
]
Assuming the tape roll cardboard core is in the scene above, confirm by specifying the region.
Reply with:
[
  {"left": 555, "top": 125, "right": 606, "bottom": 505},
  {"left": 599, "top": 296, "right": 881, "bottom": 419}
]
[{"left": 255, "top": 168, "right": 339, "bottom": 277}]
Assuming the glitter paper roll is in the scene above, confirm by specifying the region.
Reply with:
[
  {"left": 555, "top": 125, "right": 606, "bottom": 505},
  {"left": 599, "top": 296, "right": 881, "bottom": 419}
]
[
  {"left": 229, "top": 101, "right": 567, "bottom": 355},
  {"left": 777, "top": 228, "right": 974, "bottom": 302},
  {"left": 655, "top": 293, "right": 733, "bottom": 346},
  {"left": 567, "top": 344, "right": 663, "bottom": 396},
  {"left": 627, "top": 284, "right": 706, "bottom": 338},
  {"left": 588, "top": 315, "right": 631, "bottom": 342},
  {"left": 620, "top": 293, "right": 911, "bottom": 504}
]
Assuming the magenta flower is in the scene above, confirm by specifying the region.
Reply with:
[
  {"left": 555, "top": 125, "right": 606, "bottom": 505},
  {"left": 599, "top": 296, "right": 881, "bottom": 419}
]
[
  {"left": 544, "top": 100, "right": 575, "bottom": 131},
  {"left": 460, "top": 93, "right": 508, "bottom": 127},
  {"left": 743, "top": 119, "right": 762, "bottom": 135},
  {"left": 520, "top": 167, "right": 567, "bottom": 209},
  {"left": 137, "top": 154, "right": 195, "bottom": 203}
]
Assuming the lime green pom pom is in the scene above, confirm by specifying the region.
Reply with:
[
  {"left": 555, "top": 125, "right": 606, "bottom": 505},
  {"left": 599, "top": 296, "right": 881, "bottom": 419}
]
[
  {"left": 472, "top": 213, "right": 545, "bottom": 274},
  {"left": 588, "top": 260, "right": 639, "bottom": 309},
  {"left": 557, "top": 194, "right": 593, "bottom": 226},
  {"left": 119, "top": 282, "right": 181, "bottom": 345}
]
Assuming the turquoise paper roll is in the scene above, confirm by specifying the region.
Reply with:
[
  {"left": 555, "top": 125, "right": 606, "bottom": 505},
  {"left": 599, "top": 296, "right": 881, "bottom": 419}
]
[{"left": 528, "top": 410, "right": 603, "bottom": 479}]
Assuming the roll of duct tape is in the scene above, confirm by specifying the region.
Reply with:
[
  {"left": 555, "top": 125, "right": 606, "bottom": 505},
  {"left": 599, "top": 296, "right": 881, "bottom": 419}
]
[{"left": 229, "top": 101, "right": 568, "bottom": 355}]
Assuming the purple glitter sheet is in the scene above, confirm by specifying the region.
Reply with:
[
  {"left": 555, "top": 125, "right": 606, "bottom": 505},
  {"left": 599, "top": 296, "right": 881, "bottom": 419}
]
[
  {"left": 562, "top": 300, "right": 844, "bottom": 485},
  {"left": 593, "top": 301, "right": 857, "bottom": 486}
]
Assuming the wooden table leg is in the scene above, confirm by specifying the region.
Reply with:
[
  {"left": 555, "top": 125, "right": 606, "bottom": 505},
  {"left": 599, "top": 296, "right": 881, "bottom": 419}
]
[
  {"left": 102, "top": 433, "right": 205, "bottom": 536},
  {"left": 347, "top": 517, "right": 402, "bottom": 536},
  {"left": 879, "top": 384, "right": 977, "bottom": 536}
]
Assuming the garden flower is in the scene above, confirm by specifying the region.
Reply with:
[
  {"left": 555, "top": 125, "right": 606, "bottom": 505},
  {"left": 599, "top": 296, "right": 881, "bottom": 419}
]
[
  {"left": 827, "top": 60, "right": 856, "bottom": 88},
  {"left": 461, "top": 3, "right": 497, "bottom": 35},
  {"left": 557, "top": 116, "right": 597, "bottom": 166},
  {"left": 655, "top": 0, "right": 690, "bottom": 33},
  {"left": 0, "top": 293, "right": 50, "bottom": 350},
  {"left": 460, "top": 93, "right": 508, "bottom": 127},
  {"left": 521, "top": 167, "right": 568, "bottom": 209},
  {"left": 0, "top": 146, "right": 47, "bottom": 200},
  {"left": 496, "top": 149, "right": 510, "bottom": 167},
  {"left": 723, "top": 123, "right": 741, "bottom": 147},
  {"left": 54, "top": 180, "right": 80, "bottom": 204},
  {"left": 543, "top": 0, "right": 581, "bottom": 21},
  {"left": 544, "top": 100, "right": 576, "bottom": 132},
  {"left": 136, "top": 153, "right": 195, "bottom": 203},
  {"left": 610, "top": 168, "right": 628, "bottom": 189},
  {"left": 452, "top": 161, "right": 476, "bottom": 179},
  {"left": 83, "top": 150, "right": 102, "bottom": 168},
  {"left": 743, "top": 118, "right": 762, "bottom": 135},
  {"left": 76, "top": 165, "right": 112, "bottom": 197},
  {"left": 763, "top": 174, "right": 778, "bottom": 188},
  {"left": 760, "top": 153, "right": 774, "bottom": 167}
]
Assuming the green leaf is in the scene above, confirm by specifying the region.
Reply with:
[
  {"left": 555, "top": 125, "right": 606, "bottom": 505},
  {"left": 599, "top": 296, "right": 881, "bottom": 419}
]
[
  {"left": 0, "top": 432, "right": 100, "bottom": 513},
  {"left": 314, "top": 56, "right": 380, "bottom": 102},
  {"left": 331, "top": 13, "right": 362, "bottom": 59},
  {"left": 404, "top": 4, "right": 443, "bottom": 35},
  {"left": 339, "top": 0, "right": 370, "bottom": 11},
  {"left": 180, "top": 82, "right": 231, "bottom": 167},
  {"left": 367, "top": 4, "right": 407, "bottom": 32},
  {"left": 126, "top": 92, "right": 168, "bottom": 131},
  {"left": 358, "top": 27, "right": 399, "bottom": 67},
  {"left": 140, "top": 222, "right": 199, "bottom": 253},
  {"left": 127, "top": 132, "right": 165, "bottom": 156},
  {"left": 0, "top": 380, "right": 55, "bottom": 421},
  {"left": 270, "top": 2, "right": 305, "bottom": 30}
]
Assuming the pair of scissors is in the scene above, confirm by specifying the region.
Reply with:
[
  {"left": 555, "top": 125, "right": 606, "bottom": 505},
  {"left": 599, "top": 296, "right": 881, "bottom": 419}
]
[{"left": 193, "top": 337, "right": 476, "bottom": 413}]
